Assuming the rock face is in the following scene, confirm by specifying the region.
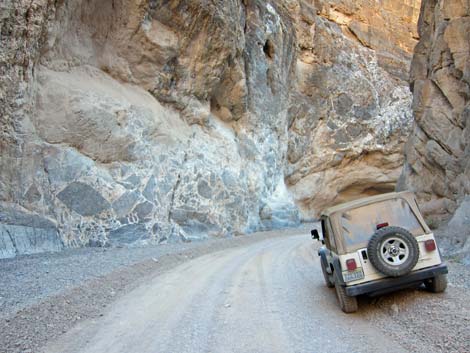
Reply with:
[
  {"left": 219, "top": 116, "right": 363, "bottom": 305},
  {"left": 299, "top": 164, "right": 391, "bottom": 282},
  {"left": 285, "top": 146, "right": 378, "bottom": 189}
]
[
  {"left": 398, "top": 0, "right": 470, "bottom": 221},
  {"left": 0, "top": 0, "right": 419, "bottom": 256},
  {"left": 0, "top": 203, "right": 63, "bottom": 258},
  {"left": 286, "top": 0, "right": 420, "bottom": 218},
  {"left": 0, "top": 0, "right": 300, "bottom": 254}
]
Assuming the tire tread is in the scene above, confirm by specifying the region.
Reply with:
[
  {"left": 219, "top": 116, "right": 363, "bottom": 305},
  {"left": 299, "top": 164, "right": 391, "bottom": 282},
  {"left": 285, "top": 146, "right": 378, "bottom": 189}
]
[
  {"left": 367, "top": 226, "right": 419, "bottom": 277},
  {"left": 335, "top": 278, "right": 358, "bottom": 313},
  {"left": 425, "top": 274, "right": 447, "bottom": 293}
]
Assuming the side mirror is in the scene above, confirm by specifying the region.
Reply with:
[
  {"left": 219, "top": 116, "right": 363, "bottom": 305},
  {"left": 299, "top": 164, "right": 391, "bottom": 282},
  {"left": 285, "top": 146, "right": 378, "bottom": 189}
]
[{"left": 311, "top": 229, "right": 320, "bottom": 240}]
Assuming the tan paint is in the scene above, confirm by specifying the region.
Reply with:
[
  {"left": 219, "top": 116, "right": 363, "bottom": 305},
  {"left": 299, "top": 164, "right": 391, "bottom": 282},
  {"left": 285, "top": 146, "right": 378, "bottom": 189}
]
[
  {"left": 323, "top": 191, "right": 431, "bottom": 255},
  {"left": 339, "top": 233, "right": 442, "bottom": 286}
]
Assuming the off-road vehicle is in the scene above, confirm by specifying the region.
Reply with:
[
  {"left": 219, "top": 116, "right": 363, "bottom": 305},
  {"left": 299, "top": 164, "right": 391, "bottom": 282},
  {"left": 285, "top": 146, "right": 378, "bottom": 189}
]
[{"left": 311, "top": 191, "right": 448, "bottom": 313}]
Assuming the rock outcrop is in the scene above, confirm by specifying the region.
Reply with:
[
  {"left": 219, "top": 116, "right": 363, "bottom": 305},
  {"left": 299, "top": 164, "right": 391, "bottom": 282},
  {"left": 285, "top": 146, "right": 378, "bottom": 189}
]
[
  {"left": 398, "top": 0, "right": 470, "bottom": 222},
  {"left": 1, "top": 0, "right": 301, "bottom": 256},
  {"left": 286, "top": 0, "right": 421, "bottom": 218},
  {"left": 0, "top": 0, "right": 420, "bottom": 257}
]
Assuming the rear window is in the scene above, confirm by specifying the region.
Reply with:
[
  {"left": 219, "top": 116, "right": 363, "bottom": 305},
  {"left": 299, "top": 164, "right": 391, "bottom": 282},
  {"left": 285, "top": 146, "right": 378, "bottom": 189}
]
[{"left": 339, "top": 198, "right": 425, "bottom": 248}]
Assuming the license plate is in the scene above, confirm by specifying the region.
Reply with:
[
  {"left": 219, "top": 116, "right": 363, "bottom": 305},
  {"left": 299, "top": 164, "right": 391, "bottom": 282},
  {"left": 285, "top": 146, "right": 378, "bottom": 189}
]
[{"left": 343, "top": 268, "right": 364, "bottom": 283}]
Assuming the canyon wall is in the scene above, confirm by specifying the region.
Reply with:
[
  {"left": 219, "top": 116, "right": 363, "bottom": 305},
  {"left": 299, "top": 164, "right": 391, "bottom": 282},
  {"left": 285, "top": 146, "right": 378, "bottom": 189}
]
[
  {"left": 398, "top": 0, "right": 470, "bottom": 224},
  {"left": 286, "top": 0, "right": 421, "bottom": 217},
  {"left": 0, "top": 0, "right": 419, "bottom": 257}
]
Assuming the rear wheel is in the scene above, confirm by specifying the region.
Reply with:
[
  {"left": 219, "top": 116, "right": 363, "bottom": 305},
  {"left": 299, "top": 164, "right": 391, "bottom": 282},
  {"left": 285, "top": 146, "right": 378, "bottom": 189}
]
[
  {"left": 321, "top": 260, "right": 334, "bottom": 288},
  {"left": 425, "top": 274, "right": 447, "bottom": 293},
  {"left": 335, "top": 278, "right": 358, "bottom": 313}
]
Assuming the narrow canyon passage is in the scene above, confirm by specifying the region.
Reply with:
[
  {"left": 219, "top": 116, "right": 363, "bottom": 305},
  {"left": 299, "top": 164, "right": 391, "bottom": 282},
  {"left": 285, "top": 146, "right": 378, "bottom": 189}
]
[{"left": 43, "top": 234, "right": 406, "bottom": 353}]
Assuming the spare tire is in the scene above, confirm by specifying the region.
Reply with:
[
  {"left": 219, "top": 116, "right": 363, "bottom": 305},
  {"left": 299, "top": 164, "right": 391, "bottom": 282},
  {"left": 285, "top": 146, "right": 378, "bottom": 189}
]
[{"left": 367, "top": 226, "right": 419, "bottom": 277}]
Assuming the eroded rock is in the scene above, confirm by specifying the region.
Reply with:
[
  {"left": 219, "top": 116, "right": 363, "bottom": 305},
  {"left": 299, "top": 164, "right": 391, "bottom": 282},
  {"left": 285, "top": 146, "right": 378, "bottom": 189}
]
[
  {"left": 108, "top": 224, "right": 150, "bottom": 246},
  {"left": 0, "top": 0, "right": 423, "bottom": 256},
  {"left": 286, "top": 0, "right": 419, "bottom": 218},
  {"left": 399, "top": 0, "right": 470, "bottom": 221},
  {"left": 0, "top": 203, "right": 62, "bottom": 257},
  {"left": 57, "top": 182, "right": 110, "bottom": 217}
]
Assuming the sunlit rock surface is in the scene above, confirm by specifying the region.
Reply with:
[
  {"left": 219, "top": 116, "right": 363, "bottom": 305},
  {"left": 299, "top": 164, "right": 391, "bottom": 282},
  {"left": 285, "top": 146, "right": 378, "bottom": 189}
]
[
  {"left": 0, "top": 0, "right": 419, "bottom": 256},
  {"left": 286, "top": 0, "right": 420, "bottom": 218},
  {"left": 398, "top": 0, "right": 470, "bottom": 221}
]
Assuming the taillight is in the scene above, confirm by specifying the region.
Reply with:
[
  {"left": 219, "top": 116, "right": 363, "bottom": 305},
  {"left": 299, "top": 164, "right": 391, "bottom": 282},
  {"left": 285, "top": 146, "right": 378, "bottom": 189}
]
[
  {"left": 376, "top": 222, "right": 389, "bottom": 230},
  {"left": 346, "top": 259, "right": 357, "bottom": 271},
  {"left": 425, "top": 239, "right": 436, "bottom": 252}
]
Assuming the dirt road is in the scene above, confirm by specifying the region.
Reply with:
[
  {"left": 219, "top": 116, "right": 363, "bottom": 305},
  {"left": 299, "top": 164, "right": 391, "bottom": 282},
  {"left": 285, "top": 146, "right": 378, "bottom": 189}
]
[{"left": 43, "top": 233, "right": 408, "bottom": 353}]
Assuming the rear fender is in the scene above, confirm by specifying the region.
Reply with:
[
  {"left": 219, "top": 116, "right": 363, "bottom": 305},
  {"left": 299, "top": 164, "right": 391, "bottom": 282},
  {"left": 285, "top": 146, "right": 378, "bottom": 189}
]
[
  {"left": 332, "top": 257, "right": 345, "bottom": 285},
  {"left": 318, "top": 248, "right": 332, "bottom": 275}
]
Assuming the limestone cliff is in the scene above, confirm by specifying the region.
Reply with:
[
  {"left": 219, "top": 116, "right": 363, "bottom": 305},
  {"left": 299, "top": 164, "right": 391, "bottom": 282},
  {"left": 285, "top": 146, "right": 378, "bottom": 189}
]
[
  {"left": 0, "top": 0, "right": 419, "bottom": 257},
  {"left": 398, "top": 0, "right": 470, "bottom": 222}
]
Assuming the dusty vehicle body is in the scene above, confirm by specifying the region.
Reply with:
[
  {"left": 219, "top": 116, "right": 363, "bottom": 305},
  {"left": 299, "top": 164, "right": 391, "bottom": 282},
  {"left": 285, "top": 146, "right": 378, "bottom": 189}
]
[{"left": 311, "top": 191, "right": 448, "bottom": 313}]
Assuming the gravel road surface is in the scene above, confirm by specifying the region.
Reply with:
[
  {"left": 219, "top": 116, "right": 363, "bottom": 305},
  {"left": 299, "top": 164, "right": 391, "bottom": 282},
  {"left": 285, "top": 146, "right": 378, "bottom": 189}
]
[
  {"left": 43, "top": 234, "right": 406, "bottom": 353},
  {"left": 2, "top": 228, "right": 469, "bottom": 353}
]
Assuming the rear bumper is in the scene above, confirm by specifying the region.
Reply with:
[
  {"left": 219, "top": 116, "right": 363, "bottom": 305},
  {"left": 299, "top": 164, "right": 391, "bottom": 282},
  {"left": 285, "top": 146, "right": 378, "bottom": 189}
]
[{"left": 345, "top": 263, "right": 448, "bottom": 297}]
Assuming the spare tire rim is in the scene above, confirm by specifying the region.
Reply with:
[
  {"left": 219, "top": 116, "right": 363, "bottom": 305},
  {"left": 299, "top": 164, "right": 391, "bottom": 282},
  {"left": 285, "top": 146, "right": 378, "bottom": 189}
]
[{"left": 380, "top": 237, "right": 409, "bottom": 266}]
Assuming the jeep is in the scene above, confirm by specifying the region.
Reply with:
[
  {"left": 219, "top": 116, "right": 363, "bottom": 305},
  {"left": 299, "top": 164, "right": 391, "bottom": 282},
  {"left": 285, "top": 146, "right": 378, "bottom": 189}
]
[{"left": 311, "top": 191, "right": 448, "bottom": 313}]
